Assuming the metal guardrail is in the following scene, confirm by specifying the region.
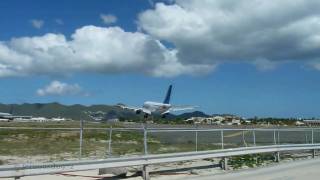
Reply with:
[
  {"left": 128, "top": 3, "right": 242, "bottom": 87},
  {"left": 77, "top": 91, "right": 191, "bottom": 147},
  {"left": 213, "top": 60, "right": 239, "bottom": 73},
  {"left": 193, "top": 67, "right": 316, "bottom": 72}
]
[{"left": 0, "top": 144, "right": 319, "bottom": 178}]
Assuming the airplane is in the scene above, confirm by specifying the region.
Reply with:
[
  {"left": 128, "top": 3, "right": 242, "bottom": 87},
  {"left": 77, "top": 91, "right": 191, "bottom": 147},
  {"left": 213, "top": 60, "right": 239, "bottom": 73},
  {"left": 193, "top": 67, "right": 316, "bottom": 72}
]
[
  {"left": 0, "top": 112, "right": 32, "bottom": 120},
  {"left": 0, "top": 112, "right": 13, "bottom": 118},
  {"left": 117, "top": 85, "right": 197, "bottom": 118},
  {"left": 0, "top": 107, "right": 32, "bottom": 121},
  {"left": 0, "top": 112, "right": 14, "bottom": 121},
  {"left": 0, "top": 107, "right": 14, "bottom": 120}
]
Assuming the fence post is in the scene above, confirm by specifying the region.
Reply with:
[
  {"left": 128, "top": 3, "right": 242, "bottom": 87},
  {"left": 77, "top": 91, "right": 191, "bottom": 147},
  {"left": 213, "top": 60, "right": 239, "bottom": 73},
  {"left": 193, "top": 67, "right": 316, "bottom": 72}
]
[
  {"left": 221, "top": 130, "right": 224, "bottom": 149},
  {"left": 143, "top": 124, "right": 148, "bottom": 155},
  {"left": 108, "top": 126, "right": 113, "bottom": 156},
  {"left": 277, "top": 130, "right": 280, "bottom": 144},
  {"left": 273, "top": 130, "right": 276, "bottom": 145},
  {"left": 142, "top": 123, "right": 149, "bottom": 179},
  {"left": 195, "top": 125, "right": 198, "bottom": 152},
  {"left": 312, "top": 129, "right": 314, "bottom": 144},
  {"left": 312, "top": 129, "right": 315, "bottom": 158},
  {"left": 79, "top": 119, "right": 84, "bottom": 159},
  {"left": 253, "top": 129, "right": 256, "bottom": 146},
  {"left": 242, "top": 130, "right": 247, "bottom": 147}
]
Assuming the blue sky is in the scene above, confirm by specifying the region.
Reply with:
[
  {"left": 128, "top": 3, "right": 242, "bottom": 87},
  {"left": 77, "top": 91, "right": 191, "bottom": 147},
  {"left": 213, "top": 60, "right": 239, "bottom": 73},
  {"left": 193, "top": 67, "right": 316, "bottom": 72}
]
[{"left": 1, "top": 0, "right": 320, "bottom": 118}]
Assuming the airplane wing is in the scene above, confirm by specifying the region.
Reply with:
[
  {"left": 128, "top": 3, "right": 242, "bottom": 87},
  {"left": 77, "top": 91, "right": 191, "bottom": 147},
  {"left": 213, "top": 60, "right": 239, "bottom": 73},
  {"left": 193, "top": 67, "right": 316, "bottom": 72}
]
[
  {"left": 169, "top": 105, "right": 198, "bottom": 112},
  {"left": 116, "top": 104, "right": 151, "bottom": 114}
]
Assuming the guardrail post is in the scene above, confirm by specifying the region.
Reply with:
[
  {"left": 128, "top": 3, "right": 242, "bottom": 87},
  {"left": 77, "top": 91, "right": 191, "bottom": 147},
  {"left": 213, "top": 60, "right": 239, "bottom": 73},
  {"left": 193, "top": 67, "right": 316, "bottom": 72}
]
[
  {"left": 221, "top": 157, "right": 229, "bottom": 170},
  {"left": 79, "top": 119, "right": 84, "bottom": 159},
  {"left": 312, "top": 149, "right": 316, "bottom": 158},
  {"left": 143, "top": 125, "right": 148, "bottom": 155},
  {"left": 221, "top": 130, "right": 224, "bottom": 149},
  {"left": 142, "top": 165, "right": 150, "bottom": 180},
  {"left": 275, "top": 151, "right": 280, "bottom": 162},
  {"left": 253, "top": 129, "right": 256, "bottom": 146},
  {"left": 108, "top": 126, "right": 113, "bottom": 156}
]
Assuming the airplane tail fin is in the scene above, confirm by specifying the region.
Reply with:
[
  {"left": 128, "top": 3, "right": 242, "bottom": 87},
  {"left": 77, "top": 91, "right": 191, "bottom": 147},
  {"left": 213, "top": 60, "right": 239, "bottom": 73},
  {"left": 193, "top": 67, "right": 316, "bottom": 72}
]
[{"left": 163, "top": 85, "right": 172, "bottom": 104}]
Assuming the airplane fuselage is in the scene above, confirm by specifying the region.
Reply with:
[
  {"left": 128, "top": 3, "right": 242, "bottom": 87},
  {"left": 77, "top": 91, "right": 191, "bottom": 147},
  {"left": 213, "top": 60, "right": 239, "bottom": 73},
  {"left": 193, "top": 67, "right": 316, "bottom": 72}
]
[
  {"left": 0, "top": 112, "right": 32, "bottom": 120},
  {"left": 143, "top": 101, "right": 171, "bottom": 114},
  {"left": 0, "top": 112, "right": 12, "bottom": 117}
]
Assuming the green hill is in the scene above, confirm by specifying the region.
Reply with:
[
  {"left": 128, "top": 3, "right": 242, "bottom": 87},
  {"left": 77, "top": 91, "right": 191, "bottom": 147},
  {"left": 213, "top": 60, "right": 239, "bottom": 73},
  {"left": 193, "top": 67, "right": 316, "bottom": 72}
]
[{"left": 0, "top": 103, "right": 131, "bottom": 120}]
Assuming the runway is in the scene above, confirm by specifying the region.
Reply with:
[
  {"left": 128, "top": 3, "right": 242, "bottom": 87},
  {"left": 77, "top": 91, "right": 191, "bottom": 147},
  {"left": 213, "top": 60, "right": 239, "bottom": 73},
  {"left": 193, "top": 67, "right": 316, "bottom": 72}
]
[{"left": 192, "top": 158, "right": 320, "bottom": 180}]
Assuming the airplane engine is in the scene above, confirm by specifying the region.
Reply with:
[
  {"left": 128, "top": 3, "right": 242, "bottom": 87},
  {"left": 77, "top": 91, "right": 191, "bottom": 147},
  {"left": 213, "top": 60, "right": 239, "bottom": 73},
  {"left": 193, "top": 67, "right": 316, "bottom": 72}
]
[
  {"left": 161, "top": 114, "right": 167, "bottom": 118},
  {"left": 136, "top": 109, "right": 142, "bottom": 114}
]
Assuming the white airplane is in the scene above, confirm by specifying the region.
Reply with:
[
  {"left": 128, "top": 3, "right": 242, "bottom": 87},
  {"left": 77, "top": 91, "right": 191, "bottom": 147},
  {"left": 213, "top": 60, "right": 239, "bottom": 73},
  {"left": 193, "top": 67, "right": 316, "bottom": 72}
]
[
  {"left": 0, "top": 112, "right": 14, "bottom": 121},
  {"left": 0, "top": 109, "right": 32, "bottom": 120},
  {"left": 0, "top": 112, "right": 12, "bottom": 117},
  {"left": 118, "top": 85, "right": 197, "bottom": 118}
]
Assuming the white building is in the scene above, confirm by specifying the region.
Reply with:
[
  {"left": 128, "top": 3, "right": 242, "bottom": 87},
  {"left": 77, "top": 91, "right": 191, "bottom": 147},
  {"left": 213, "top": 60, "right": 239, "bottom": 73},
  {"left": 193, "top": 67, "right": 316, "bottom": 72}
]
[
  {"left": 303, "top": 120, "right": 320, "bottom": 126},
  {"left": 185, "top": 115, "right": 242, "bottom": 125},
  {"left": 51, "top": 117, "right": 66, "bottom": 121}
]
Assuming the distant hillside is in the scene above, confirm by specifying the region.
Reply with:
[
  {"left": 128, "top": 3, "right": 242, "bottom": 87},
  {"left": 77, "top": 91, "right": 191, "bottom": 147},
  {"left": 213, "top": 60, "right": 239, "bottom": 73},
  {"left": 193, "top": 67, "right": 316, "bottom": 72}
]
[
  {"left": 177, "top": 111, "right": 210, "bottom": 119},
  {"left": 0, "top": 103, "right": 135, "bottom": 120},
  {"left": 0, "top": 103, "right": 210, "bottom": 121}
]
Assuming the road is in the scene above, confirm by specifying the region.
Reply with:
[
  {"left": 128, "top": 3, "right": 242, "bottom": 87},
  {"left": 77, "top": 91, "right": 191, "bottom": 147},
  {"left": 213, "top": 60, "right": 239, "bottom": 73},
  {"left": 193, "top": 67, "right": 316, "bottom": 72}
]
[{"left": 191, "top": 158, "right": 320, "bottom": 180}]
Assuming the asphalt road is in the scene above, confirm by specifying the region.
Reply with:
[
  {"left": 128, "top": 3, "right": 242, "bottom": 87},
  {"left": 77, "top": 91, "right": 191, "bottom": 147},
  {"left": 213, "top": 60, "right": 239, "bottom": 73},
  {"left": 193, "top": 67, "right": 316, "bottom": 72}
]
[{"left": 192, "top": 158, "right": 320, "bottom": 180}]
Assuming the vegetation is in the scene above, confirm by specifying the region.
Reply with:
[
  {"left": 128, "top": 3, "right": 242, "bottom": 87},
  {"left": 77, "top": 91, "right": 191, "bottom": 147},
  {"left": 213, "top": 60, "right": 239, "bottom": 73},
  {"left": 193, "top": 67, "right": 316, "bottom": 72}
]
[
  {"left": 249, "top": 117, "right": 299, "bottom": 126},
  {"left": 229, "top": 154, "right": 275, "bottom": 169}
]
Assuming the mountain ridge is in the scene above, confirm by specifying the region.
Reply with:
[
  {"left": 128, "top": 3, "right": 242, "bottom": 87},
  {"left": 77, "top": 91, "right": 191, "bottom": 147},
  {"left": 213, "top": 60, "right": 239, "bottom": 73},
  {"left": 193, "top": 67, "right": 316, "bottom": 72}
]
[{"left": 0, "top": 102, "right": 210, "bottom": 121}]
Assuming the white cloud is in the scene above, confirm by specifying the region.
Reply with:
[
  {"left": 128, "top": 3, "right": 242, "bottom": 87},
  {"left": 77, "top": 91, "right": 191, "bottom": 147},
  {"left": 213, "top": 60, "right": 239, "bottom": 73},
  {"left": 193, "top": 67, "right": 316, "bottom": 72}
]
[
  {"left": 147, "top": 0, "right": 175, "bottom": 7},
  {"left": 252, "top": 59, "right": 279, "bottom": 71},
  {"left": 4, "top": 0, "right": 320, "bottom": 79},
  {"left": 100, "top": 14, "right": 117, "bottom": 24},
  {"left": 37, "top": 81, "right": 85, "bottom": 96},
  {"left": 55, "top": 19, "right": 64, "bottom": 25},
  {"left": 30, "top": 19, "right": 44, "bottom": 29},
  {"left": 139, "top": 0, "right": 320, "bottom": 70},
  {"left": 0, "top": 25, "right": 208, "bottom": 78}
]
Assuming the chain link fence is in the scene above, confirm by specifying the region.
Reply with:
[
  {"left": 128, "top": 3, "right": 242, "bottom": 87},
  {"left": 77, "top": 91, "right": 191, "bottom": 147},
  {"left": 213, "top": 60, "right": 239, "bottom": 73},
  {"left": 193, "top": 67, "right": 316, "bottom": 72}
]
[{"left": 0, "top": 123, "right": 318, "bottom": 165}]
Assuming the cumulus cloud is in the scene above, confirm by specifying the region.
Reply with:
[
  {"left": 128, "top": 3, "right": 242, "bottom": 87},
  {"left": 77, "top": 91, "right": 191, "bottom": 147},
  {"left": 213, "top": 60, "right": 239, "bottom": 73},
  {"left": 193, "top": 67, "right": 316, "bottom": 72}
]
[
  {"left": 139, "top": 0, "right": 320, "bottom": 69},
  {"left": 100, "top": 14, "right": 117, "bottom": 24},
  {"left": 37, "top": 81, "right": 85, "bottom": 96},
  {"left": 3, "top": 0, "right": 320, "bottom": 79},
  {"left": 30, "top": 19, "right": 44, "bottom": 29},
  {"left": 0, "top": 25, "right": 208, "bottom": 78}
]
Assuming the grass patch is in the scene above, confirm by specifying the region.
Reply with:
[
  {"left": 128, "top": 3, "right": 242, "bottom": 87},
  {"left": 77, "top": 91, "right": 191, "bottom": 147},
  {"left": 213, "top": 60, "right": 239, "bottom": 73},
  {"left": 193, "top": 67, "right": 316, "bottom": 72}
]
[{"left": 229, "top": 154, "right": 274, "bottom": 169}]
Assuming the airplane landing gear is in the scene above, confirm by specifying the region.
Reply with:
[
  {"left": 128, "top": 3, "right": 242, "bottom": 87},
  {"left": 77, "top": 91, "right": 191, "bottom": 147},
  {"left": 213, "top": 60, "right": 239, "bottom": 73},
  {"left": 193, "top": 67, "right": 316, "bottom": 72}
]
[{"left": 144, "top": 113, "right": 149, "bottom": 119}]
